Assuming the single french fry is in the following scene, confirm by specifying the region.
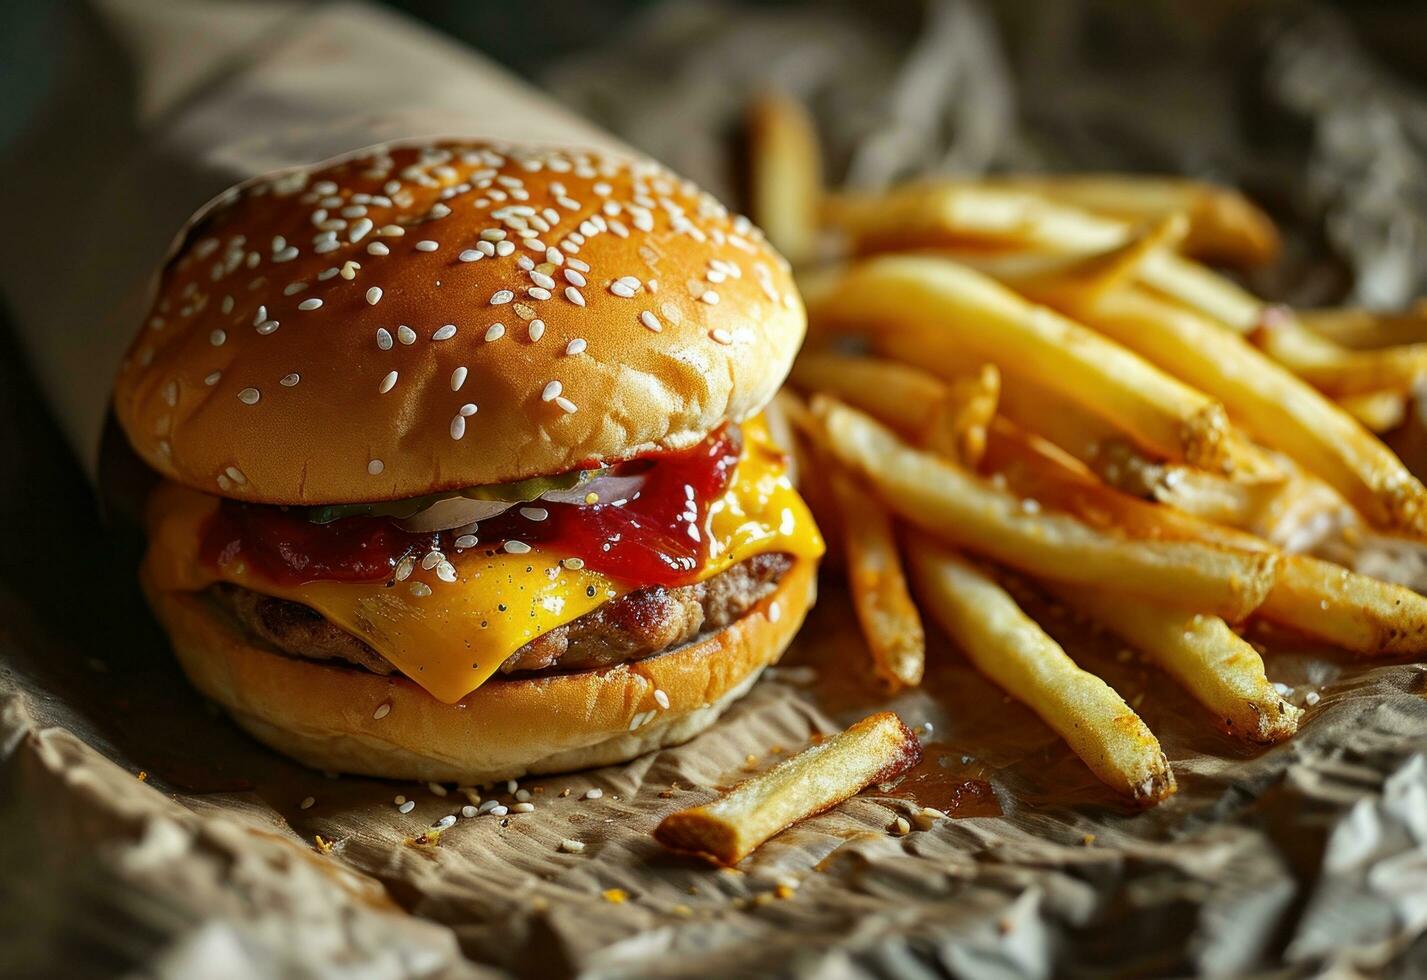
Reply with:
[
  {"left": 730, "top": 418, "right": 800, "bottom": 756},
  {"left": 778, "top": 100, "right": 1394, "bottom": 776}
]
[
  {"left": 1298, "top": 303, "right": 1427, "bottom": 350},
  {"left": 808, "top": 255, "right": 1233, "bottom": 471},
  {"left": 654, "top": 712, "right": 922, "bottom": 866},
  {"left": 820, "top": 183, "right": 1126, "bottom": 257},
  {"left": 1057, "top": 286, "right": 1427, "bottom": 536},
  {"left": 747, "top": 91, "right": 823, "bottom": 265},
  {"left": 791, "top": 353, "right": 949, "bottom": 436},
  {"left": 815, "top": 398, "right": 1278, "bottom": 621},
  {"left": 1339, "top": 390, "right": 1409, "bottom": 434},
  {"left": 1051, "top": 585, "right": 1299, "bottom": 744},
  {"left": 983, "top": 420, "right": 1427, "bottom": 654},
  {"left": 828, "top": 468, "right": 925, "bottom": 690},
  {"left": 985, "top": 174, "right": 1281, "bottom": 267},
  {"left": 907, "top": 541, "right": 1174, "bottom": 804},
  {"left": 1250, "top": 310, "right": 1427, "bottom": 396}
]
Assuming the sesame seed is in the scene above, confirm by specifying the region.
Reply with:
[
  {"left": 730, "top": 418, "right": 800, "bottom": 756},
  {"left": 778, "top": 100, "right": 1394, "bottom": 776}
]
[
  {"left": 367, "top": 458, "right": 384, "bottom": 475},
  {"left": 564, "top": 338, "right": 586, "bottom": 356},
  {"left": 459, "top": 403, "right": 477, "bottom": 417},
  {"left": 340, "top": 260, "right": 360, "bottom": 280},
  {"left": 640, "top": 311, "right": 661, "bottom": 332},
  {"left": 373, "top": 702, "right": 392, "bottom": 720},
  {"left": 490, "top": 290, "right": 514, "bottom": 305},
  {"left": 298, "top": 298, "right": 323, "bottom": 311},
  {"left": 488, "top": 805, "right": 510, "bottom": 817},
  {"left": 476, "top": 241, "right": 495, "bottom": 256},
  {"left": 415, "top": 240, "right": 439, "bottom": 252},
  {"left": 432, "top": 324, "right": 457, "bottom": 341},
  {"left": 210, "top": 329, "right": 227, "bottom": 346},
  {"left": 398, "top": 325, "right": 417, "bottom": 345},
  {"left": 429, "top": 202, "right": 451, "bottom": 219},
  {"left": 300, "top": 796, "right": 315, "bottom": 810},
  {"left": 564, "top": 286, "right": 585, "bottom": 306},
  {"left": 610, "top": 280, "right": 636, "bottom": 298},
  {"left": 563, "top": 269, "right": 586, "bottom": 287},
  {"left": 528, "top": 319, "right": 546, "bottom": 342},
  {"left": 379, "top": 370, "right": 398, "bottom": 394},
  {"left": 520, "top": 507, "right": 548, "bottom": 522},
  {"left": 546, "top": 248, "right": 564, "bottom": 265},
  {"left": 542, "top": 380, "right": 562, "bottom": 402},
  {"left": 504, "top": 541, "right": 531, "bottom": 555},
  {"left": 436, "top": 561, "right": 457, "bottom": 583},
  {"left": 395, "top": 556, "right": 414, "bottom": 581},
  {"left": 555, "top": 396, "right": 578, "bottom": 414},
  {"left": 451, "top": 366, "right": 468, "bottom": 390},
  {"left": 455, "top": 534, "right": 478, "bottom": 549},
  {"left": 256, "top": 319, "right": 279, "bottom": 335},
  {"left": 450, "top": 415, "right": 466, "bottom": 440},
  {"left": 398, "top": 800, "right": 416, "bottom": 814},
  {"left": 380, "top": 224, "right": 404, "bottom": 237},
  {"left": 654, "top": 689, "right": 670, "bottom": 710},
  {"left": 409, "top": 582, "right": 433, "bottom": 597},
  {"left": 280, "top": 373, "right": 300, "bottom": 387},
  {"left": 348, "top": 217, "right": 374, "bottom": 242},
  {"left": 710, "top": 328, "right": 733, "bottom": 345},
  {"left": 496, "top": 241, "right": 515, "bottom": 256},
  {"left": 531, "top": 271, "right": 555, "bottom": 289},
  {"left": 461, "top": 805, "right": 478, "bottom": 818},
  {"left": 367, "top": 242, "right": 390, "bottom": 256},
  {"left": 558, "top": 839, "right": 585, "bottom": 853},
  {"left": 485, "top": 323, "right": 506, "bottom": 342},
  {"left": 364, "top": 287, "right": 382, "bottom": 306},
  {"left": 314, "top": 240, "right": 340, "bottom": 254},
  {"left": 527, "top": 287, "right": 552, "bottom": 300},
  {"left": 700, "top": 290, "right": 719, "bottom": 305},
  {"left": 562, "top": 557, "right": 585, "bottom": 570},
  {"left": 204, "top": 371, "right": 222, "bottom": 386},
  {"left": 459, "top": 249, "right": 481, "bottom": 263},
  {"left": 512, "top": 803, "right": 535, "bottom": 813},
  {"left": 421, "top": 551, "right": 443, "bottom": 571},
  {"left": 282, "top": 282, "right": 307, "bottom": 296},
  {"left": 376, "top": 327, "right": 393, "bottom": 350},
  {"left": 583, "top": 788, "right": 603, "bottom": 800},
  {"left": 237, "top": 387, "right": 260, "bottom": 405}
]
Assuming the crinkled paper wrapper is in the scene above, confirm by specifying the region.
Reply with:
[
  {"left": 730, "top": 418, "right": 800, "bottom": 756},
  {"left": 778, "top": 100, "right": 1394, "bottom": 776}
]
[{"left": 7, "top": 1, "right": 1427, "bottom": 977}]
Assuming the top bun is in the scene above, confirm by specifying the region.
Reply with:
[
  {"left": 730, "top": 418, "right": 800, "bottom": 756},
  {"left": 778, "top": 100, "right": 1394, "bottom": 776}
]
[{"left": 114, "top": 140, "right": 804, "bottom": 504}]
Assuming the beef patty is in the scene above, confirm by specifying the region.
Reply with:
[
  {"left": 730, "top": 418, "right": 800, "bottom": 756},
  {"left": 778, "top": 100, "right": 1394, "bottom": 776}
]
[{"left": 212, "top": 552, "right": 792, "bottom": 678}]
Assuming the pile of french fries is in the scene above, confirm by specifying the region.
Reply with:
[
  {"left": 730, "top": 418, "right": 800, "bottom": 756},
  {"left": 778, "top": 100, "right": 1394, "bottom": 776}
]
[{"left": 747, "top": 92, "right": 1427, "bottom": 807}]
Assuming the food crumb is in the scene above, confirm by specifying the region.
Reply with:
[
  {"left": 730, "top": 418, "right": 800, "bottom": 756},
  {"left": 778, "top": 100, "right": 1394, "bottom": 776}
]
[
  {"left": 300, "top": 796, "right": 316, "bottom": 811},
  {"left": 314, "top": 834, "right": 333, "bottom": 854},
  {"left": 889, "top": 816, "right": 911, "bottom": 837},
  {"left": 399, "top": 800, "right": 416, "bottom": 814},
  {"left": 1081, "top": 834, "right": 1096, "bottom": 846},
  {"left": 602, "top": 888, "right": 628, "bottom": 904},
  {"left": 774, "top": 884, "right": 796, "bottom": 900},
  {"left": 136, "top": 771, "right": 148, "bottom": 782},
  {"left": 559, "top": 838, "right": 585, "bottom": 853},
  {"left": 584, "top": 788, "right": 603, "bottom": 800},
  {"left": 1305, "top": 690, "right": 1321, "bottom": 706},
  {"left": 671, "top": 904, "right": 693, "bottom": 918}
]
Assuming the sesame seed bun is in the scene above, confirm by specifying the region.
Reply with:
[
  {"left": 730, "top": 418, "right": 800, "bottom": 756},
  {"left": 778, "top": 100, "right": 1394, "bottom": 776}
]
[
  {"left": 114, "top": 139, "right": 804, "bottom": 504},
  {"left": 140, "top": 555, "right": 817, "bottom": 783}
]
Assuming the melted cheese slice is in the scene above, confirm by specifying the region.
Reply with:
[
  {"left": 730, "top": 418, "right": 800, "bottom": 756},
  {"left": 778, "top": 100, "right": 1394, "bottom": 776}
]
[{"left": 145, "top": 416, "right": 823, "bottom": 703}]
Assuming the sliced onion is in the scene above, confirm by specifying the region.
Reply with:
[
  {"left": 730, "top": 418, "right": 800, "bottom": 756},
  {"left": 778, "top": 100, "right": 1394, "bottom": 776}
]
[
  {"left": 397, "top": 496, "right": 516, "bottom": 533},
  {"left": 541, "top": 473, "right": 647, "bottom": 506}
]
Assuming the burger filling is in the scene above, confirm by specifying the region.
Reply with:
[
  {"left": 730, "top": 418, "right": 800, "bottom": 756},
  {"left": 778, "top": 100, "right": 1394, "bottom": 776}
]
[{"left": 144, "top": 415, "right": 824, "bottom": 703}]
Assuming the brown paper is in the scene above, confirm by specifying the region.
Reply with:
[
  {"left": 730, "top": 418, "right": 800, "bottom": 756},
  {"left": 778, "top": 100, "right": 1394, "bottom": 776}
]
[{"left": 7, "top": 1, "right": 1427, "bottom": 977}]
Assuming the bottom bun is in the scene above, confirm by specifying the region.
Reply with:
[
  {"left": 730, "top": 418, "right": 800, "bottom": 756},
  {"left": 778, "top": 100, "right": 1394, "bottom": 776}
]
[{"left": 142, "top": 557, "right": 817, "bottom": 783}]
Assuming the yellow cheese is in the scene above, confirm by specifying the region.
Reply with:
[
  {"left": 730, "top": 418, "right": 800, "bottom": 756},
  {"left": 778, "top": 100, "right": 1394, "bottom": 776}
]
[{"left": 145, "top": 416, "right": 823, "bottom": 703}]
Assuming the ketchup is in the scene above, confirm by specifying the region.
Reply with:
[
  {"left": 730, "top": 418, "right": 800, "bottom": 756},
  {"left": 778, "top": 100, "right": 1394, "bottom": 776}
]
[{"left": 201, "top": 426, "right": 743, "bottom": 589}]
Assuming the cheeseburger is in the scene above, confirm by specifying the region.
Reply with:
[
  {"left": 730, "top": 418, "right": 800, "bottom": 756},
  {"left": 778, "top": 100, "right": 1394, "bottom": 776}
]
[{"left": 114, "top": 140, "right": 823, "bottom": 782}]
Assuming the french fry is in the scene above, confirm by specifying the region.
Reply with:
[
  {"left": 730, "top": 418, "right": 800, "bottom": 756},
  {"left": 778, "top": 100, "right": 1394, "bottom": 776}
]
[
  {"left": 983, "top": 420, "right": 1427, "bottom": 654},
  {"left": 1058, "top": 286, "right": 1427, "bottom": 536},
  {"left": 746, "top": 91, "right": 823, "bottom": 266},
  {"left": 907, "top": 541, "right": 1174, "bottom": 803},
  {"left": 808, "top": 255, "right": 1234, "bottom": 471},
  {"left": 1249, "top": 310, "right": 1427, "bottom": 396},
  {"left": 986, "top": 174, "right": 1281, "bottom": 267},
  {"left": 815, "top": 398, "right": 1278, "bottom": 622},
  {"left": 820, "top": 183, "right": 1125, "bottom": 257},
  {"left": 828, "top": 468, "right": 925, "bottom": 690},
  {"left": 654, "top": 712, "right": 922, "bottom": 866},
  {"left": 1339, "top": 390, "right": 1408, "bottom": 434},
  {"left": 1050, "top": 585, "right": 1300, "bottom": 743},
  {"left": 1299, "top": 303, "right": 1427, "bottom": 350}
]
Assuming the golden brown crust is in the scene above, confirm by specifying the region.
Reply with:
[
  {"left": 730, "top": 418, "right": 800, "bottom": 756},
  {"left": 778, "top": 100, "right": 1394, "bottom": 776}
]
[
  {"left": 114, "top": 139, "right": 804, "bottom": 504},
  {"left": 140, "top": 556, "right": 817, "bottom": 783}
]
